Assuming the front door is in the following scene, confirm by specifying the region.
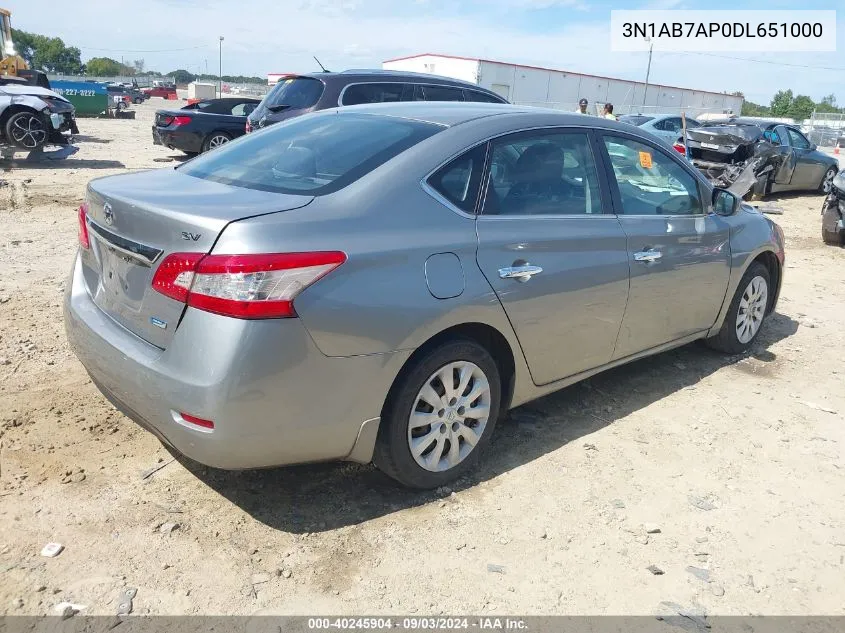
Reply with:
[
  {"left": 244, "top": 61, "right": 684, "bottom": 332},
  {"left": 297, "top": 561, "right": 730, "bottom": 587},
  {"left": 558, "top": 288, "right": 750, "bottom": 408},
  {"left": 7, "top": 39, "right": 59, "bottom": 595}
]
[
  {"left": 597, "top": 132, "right": 732, "bottom": 359},
  {"left": 785, "top": 127, "right": 827, "bottom": 189},
  {"left": 475, "top": 129, "right": 630, "bottom": 386}
]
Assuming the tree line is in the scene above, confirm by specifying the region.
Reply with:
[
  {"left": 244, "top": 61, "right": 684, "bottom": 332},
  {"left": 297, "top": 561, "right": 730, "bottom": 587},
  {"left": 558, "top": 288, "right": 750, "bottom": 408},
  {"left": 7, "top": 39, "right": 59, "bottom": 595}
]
[
  {"left": 737, "top": 90, "right": 844, "bottom": 120},
  {"left": 11, "top": 29, "right": 263, "bottom": 84}
]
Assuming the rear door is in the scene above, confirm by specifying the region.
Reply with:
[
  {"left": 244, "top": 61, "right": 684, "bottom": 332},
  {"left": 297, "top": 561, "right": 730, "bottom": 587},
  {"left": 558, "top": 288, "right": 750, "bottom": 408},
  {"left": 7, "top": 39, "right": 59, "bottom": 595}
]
[
  {"left": 474, "top": 128, "right": 630, "bottom": 386},
  {"left": 597, "top": 132, "right": 731, "bottom": 359}
]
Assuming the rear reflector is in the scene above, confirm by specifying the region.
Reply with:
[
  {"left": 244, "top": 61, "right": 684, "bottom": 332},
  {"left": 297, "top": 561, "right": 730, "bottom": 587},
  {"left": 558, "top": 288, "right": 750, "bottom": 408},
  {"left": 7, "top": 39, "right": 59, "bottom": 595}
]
[
  {"left": 78, "top": 202, "right": 90, "bottom": 249},
  {"left": 179, "top": 412, "right": 214, "bottom": 429},
  {"left": 151, "top": 251, "right": 346, "bottom": 319}
]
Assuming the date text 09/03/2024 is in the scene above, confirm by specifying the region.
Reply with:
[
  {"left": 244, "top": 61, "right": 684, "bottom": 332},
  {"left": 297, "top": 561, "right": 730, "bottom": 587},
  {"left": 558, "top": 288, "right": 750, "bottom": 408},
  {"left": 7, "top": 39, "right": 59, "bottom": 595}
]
[{"left": 308, "top": 618, "right": 529, "bottom": 630}]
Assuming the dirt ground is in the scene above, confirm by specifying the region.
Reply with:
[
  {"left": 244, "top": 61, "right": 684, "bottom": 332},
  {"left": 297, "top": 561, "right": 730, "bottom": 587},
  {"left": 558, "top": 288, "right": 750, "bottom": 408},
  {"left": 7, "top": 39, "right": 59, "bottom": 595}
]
[{"left": 1, "top": 99, "right": 844, "bottom": 617}]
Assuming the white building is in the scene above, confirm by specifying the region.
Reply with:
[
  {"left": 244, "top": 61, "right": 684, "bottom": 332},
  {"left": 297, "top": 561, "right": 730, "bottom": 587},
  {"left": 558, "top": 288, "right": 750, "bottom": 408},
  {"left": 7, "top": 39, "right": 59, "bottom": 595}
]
[{"left": 382, "top": 53, "right": 743, "bottom": 117}]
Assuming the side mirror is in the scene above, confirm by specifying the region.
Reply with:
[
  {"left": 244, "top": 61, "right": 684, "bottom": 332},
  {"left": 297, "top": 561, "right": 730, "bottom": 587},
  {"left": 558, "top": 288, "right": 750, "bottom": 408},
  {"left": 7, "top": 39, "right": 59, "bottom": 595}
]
[{"left": 712, "top": 188, "right": 740, "bottom": 216}]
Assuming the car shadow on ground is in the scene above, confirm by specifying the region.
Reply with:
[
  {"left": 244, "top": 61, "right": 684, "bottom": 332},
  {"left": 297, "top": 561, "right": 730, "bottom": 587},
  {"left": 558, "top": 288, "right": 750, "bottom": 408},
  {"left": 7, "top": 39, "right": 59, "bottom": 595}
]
[
  {"left": 178, "top": 312, "right": 799, "bottom": 534},
  {"left": 74, "top": 135, "right": 113, "bottom": 144},
  {"left": 153, "top": 154, "right": 193, "bottom": 163},
  {"left": 9, "top": 158, "right": 126, "bottom": 170}
]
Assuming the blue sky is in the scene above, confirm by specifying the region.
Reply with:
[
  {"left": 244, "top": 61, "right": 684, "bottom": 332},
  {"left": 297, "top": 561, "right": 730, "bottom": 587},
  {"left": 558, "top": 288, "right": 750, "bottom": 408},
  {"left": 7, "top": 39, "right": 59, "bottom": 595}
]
[{"left": 12, "top": 0, "right": 844, "bottom": 105}]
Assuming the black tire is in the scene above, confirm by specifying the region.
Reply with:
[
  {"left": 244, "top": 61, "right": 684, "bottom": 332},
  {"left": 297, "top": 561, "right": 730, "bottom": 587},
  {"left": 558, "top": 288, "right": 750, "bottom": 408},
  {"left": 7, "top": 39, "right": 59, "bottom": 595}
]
[
  {"left": 819, "top": 166, "right": 837, "bottom": 194},
  {"left": 201, "top": 132, "right": 231, "bottom": 153},
  {"left": 374, "top": 339, "right": 501, "bottom": 489},
  {"left": 706, "top": 262, "right": 771, "bottom": 354},
  {"left": 5, "top": 111, "right": 48, "bottom": 150}
]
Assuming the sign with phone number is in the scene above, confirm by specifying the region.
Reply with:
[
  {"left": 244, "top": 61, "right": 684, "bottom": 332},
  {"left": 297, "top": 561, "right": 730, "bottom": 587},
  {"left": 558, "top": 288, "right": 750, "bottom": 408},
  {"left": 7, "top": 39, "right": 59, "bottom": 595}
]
[{"left": 50, "top": 81, "right": 108, "bottom": 116}]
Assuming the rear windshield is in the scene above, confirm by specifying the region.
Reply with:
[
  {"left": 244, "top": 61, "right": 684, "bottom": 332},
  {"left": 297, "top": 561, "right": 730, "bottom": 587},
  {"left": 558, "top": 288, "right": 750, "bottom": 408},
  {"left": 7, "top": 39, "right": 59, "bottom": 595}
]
[
  {"left": 619, "top": 115, "right": 654, "bottom": 126},
  {"left": 264, "top": 76, "right": 324, "bottom": 110},
  {"left": 179, "top": 112, "right": 442, "bottom": 195}
]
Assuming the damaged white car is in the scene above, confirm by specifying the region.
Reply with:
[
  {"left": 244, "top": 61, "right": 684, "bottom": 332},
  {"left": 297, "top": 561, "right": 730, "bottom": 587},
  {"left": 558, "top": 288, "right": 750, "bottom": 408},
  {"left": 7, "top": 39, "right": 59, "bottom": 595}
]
[{"left": 0, "top": 83, "right": 79, "bottom": 151}]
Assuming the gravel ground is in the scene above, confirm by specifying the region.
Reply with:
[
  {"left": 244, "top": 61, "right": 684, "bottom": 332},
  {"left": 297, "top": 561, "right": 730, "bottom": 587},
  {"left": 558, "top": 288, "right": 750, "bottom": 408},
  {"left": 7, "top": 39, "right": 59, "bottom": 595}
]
[{"left": 1, "top": 99, "right": 844, "bottom": 617}]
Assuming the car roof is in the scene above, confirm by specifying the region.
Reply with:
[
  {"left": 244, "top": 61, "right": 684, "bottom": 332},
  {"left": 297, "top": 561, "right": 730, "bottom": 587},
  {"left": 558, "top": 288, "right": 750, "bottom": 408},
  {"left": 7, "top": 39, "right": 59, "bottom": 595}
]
[
  {"left": 290, "top": 69, "right": 496, "bottom": 92},
  {"left": 329, "top": 101, "right": 637, "bottom": 128}
]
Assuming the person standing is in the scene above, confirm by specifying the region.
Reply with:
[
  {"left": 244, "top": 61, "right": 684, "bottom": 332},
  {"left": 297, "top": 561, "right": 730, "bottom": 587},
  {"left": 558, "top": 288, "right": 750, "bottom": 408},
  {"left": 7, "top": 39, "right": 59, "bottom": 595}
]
[
  {"left": 602, "top": 103, "right": 617, "bottom": 120},
  {"left": 576, "top": 98, "right": 589, "bottom": 115}
]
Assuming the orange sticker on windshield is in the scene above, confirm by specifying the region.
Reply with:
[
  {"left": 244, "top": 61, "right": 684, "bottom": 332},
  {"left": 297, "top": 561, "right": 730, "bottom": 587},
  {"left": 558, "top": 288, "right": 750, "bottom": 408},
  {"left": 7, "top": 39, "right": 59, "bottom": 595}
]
[{"left": 639, "top": 151, "right": 653, "bottom": 168}]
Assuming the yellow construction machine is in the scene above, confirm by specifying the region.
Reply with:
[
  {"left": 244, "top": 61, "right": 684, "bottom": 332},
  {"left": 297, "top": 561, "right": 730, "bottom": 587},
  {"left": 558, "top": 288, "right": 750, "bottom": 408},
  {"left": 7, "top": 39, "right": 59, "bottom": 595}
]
[{"left": 0, "top": 8, "right": 29, "bottom": 78}]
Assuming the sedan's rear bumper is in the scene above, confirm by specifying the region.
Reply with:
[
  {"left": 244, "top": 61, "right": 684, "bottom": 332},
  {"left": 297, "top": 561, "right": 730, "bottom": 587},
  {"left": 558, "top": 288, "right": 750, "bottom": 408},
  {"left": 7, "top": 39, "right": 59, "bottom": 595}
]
[
  {"left": 151, "top": 126, "right": 202, "bottom": 153},
  {"left": 64, "top": 254, "right": 406, "bottom": 469}
]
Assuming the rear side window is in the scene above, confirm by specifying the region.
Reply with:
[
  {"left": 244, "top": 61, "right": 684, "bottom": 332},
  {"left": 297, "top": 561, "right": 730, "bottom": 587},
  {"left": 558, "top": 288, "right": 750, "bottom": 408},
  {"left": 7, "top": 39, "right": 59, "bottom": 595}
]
[
  {"left": 179, "top": 113, "right": 442, "bottom": 196},
  {"left": 465, "top": 90, "right": 504, "bottom": 103},
  {"left": 427, "top": 144, "right": 487, "bottom": 214},
  {"left": 341, "top": 83, "right": 405, "bottom": 105},
  {"left": 264, "top": 77, "right": 324, "bottom": 109},
  {"left": 422, "top": 85, "right": 465, "bottom": 102}
]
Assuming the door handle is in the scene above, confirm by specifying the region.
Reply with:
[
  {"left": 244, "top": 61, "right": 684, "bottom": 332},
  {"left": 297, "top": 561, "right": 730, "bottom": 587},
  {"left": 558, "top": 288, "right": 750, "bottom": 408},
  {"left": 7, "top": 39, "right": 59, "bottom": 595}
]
[
  {"left": 498, "top": 264, "right": 543, "bottom": 281},
  {"left": 633, "top": 250, "right": 662, "bottom": 263}
]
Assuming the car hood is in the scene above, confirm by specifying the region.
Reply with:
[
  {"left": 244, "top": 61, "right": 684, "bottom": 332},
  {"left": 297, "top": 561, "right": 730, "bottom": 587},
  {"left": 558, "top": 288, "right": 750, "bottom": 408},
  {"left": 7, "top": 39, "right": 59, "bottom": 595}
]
[{"left": 0, "top": 85, "right": 70, "bottom": 103}]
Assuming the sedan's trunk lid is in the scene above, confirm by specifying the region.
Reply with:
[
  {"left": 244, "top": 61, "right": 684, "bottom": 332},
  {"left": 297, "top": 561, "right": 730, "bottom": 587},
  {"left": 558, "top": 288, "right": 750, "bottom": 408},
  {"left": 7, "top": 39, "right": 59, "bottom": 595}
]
[{"left": 81, "top": 168, "right": 313, "bottom": 349}]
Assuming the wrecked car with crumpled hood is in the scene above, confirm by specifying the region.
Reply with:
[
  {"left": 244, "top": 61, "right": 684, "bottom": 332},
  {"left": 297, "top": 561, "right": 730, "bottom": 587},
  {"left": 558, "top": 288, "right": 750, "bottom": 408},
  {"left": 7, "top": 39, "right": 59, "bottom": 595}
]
[
  {"left": 685, "top": 118, "right": 838, "bottom": 199},
  {"left": 0, "top": 83, "right": 78, "bottom": 151}
]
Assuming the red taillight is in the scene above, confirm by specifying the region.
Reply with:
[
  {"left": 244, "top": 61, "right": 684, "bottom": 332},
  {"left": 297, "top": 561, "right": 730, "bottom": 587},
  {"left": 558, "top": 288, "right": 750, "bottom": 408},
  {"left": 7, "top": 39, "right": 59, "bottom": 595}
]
[
  {"left": 179, "top": 412, "right": 214, "bottom": 430},
  {"left": 159, "top": 115, "right": 174, "bottom": 126},
  {"left": 172, "top": 116, "right": 192, "bottom": 127},
  {"left": 78, "top": 202, "right": 90, "bottom": 249},
  {"left": 673, "top": 142, "right": 686, "bottom": 154},
  {"left": 151, "top": 252, "right": 204, "bottom": 302},
  {"left": 245, "top": 118, "right": 252, "bottom": 133},
  {"left": 151, "top": 251, "right": 346, "bottom": 319}
]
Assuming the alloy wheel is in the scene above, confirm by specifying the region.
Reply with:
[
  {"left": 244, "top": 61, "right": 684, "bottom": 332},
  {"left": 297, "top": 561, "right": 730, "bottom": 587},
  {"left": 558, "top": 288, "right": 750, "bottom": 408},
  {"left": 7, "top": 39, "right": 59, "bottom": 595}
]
[
  {"left": 208, "top": 135, "right": 229, "bottom": 149},
  {"left": 822, "top": 169, "right": 836, "bottom": 193},
  {"left": 10, "top": 115, "right": 47, "bottom": 149},
  {"left": 735, "top": 275, "right": 768, "bottom": 344},
  {"left": 407, "top": 361, "right": 491, "bottom": 473}
]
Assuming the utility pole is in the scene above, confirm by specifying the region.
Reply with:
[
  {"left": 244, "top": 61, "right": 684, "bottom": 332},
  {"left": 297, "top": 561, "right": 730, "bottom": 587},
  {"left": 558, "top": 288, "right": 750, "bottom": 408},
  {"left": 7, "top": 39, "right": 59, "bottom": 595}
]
[
  {"left": 642, "top": 37, "right": 653, "bottom": 108},
  {"left": 218, "top": 36, "right": 224, "bottom": 97}
]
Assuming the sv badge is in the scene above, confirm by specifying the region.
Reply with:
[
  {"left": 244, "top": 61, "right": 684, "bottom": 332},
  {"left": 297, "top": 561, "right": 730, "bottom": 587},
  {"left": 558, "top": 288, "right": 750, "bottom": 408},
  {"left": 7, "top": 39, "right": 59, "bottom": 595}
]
[{"left": 181, "top": 232, "right": 202, "bottom": 241}]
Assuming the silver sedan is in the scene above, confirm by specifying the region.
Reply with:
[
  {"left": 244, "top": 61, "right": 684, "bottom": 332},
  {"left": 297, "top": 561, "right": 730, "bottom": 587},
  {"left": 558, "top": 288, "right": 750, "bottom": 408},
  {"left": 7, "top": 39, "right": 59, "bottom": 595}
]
[{"left": 65, "top": 102, "right": 785, "bottom": 488}]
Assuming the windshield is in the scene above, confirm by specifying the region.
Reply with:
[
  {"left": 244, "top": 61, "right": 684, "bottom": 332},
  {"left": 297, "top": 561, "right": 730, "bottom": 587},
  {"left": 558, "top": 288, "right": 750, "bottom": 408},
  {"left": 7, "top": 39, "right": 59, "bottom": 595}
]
[
  {"left": 179, "top": 112, "right": 442, "bottom": 195},
  {"left": 263, "top": 76, "right": 324, "bottom": 110},
  {"left": 619, "top": 115, "right": 654, "bottom": 126}
]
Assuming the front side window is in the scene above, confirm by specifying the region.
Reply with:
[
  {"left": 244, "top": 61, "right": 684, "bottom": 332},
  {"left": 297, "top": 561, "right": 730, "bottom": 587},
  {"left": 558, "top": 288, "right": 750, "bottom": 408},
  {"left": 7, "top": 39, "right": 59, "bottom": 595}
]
[
  {"left": 427, "top": 144, "right": 486, "bottom": 214},
  {"left": 422, "top": 85, "right": 465, "bottom": 102},
  {"left": 482, "top": 131, "right": 603, "bottom": 216},
  {"left": 787, "top": 128, "right": 811, "bottom": 149},
  {"left": 179, "top": 113, "right": 442, "bottom": 195},
  {"left": 341, "top": 83, "right": 405, "bottom": 106},
  {"left": 602, "top": 135, "right": 703, "bottom": 216}
]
